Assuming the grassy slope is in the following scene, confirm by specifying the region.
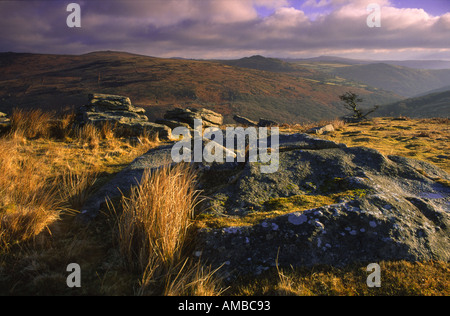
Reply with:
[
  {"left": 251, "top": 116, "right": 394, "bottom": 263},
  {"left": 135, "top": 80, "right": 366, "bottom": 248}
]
[
  {"left": 0, "top": 52, "right": 401, "bottom": 124},
  {"left": 0, "top": 113, "right": 448, "bottom": 296}
]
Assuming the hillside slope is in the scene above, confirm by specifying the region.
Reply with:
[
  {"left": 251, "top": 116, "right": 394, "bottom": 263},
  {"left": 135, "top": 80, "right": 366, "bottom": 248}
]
[
  {"left": 217, "top": 55, "right": 312, "bottom": 74},
  {"left": 377, "top": 90, "right": 450, "bottom": 118},
  {"left": 0, "top": 52, "right": 401, "bottom": 123},
  {"left": 330, "top": 63, "right": 450, "bottom": 97},
  {"left": 291, "top": 55, "right": 450, "bottom": 70}
]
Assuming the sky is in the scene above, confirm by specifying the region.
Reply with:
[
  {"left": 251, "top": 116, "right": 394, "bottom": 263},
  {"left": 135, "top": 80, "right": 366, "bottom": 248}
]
[{"left": 0, "top": 0, "right": 449, "bottom": 60}]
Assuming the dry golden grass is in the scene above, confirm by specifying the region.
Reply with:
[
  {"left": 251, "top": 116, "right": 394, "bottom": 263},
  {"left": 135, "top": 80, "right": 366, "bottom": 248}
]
[
  {"left": 115, "top": 163, "right": 199, "bottom": 271},
  {"left": 58, "top": 168, "right": 98, "bottom": 211},
  {"left": 76, "top": 124, "right": 101, "bottom": 150},
  {"left": 0, "top": 109, "right": 159, "bottom": 254},
  {"left": 0, "top": 109, "right": 227, "bottom": 296},
  {"left": 0, "top": 137, "right": 61, "bottom": 251},
  {"left": 112, "top": 163, "right": 225, "bottom": 296},
  {"left": 9, "top": 108, "right": 54, "bottom": 139},
  {"left": 162, "top": 259, "right": 226, "bottom": 296},
  {"left": 280, "top": 117, "right": 450, "bottom": 173},
  {"left": 233, "top": 260, "right": 449, "bottom": 296}
]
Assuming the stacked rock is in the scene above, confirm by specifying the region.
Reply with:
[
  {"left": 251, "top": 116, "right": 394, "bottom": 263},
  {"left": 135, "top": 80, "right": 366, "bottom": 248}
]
[{"left": 76, "top": 94, "right": 172, "bottom": 141}]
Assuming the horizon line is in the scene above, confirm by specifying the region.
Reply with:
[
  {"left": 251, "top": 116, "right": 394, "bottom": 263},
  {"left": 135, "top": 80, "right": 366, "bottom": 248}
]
[{"left": 1, "top": 50, "right": 450, "bottom": 62}]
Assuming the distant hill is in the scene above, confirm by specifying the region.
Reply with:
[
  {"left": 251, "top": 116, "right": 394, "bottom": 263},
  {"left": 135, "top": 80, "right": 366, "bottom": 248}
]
[
  {"left": 291, "top": 56, "right": 450, "bottom": 69},
  {"left": 0, "top": 51, "right": 401, "bottom": 123},
  {"left": 381, "top": 60, "right": 450, "bottom": 70},
  {"left": 329, "top": 63, "right": 450, "bottom": 97},
  {"left": 288, "top": 55, "right": 370, "bottom": 65},
  {"left": 217, "top": 55, "right": 310, "bottom": 73},
  {"left": 413, "top": 85, "right": 450, "bottom": 97},
  {"left": 377, "top": 90, "right": 450, "bottom": 118}
]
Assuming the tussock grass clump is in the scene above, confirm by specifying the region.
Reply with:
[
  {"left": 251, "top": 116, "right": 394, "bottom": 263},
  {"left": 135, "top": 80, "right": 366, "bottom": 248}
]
[
  {"left": 115, "top": 163, "right": 199, "bottom": 272},
  {"left": 161, "top": 259, "right": 225, "bottom": 296},
  {"left": 76, "top": 124, "right": 101, "bottom": 150},
  {"left": 113, "top": 163, "right": 224, "bottom": 296},
  {"left": 10, "top": 108, "right": 54, "bottom": 139},
  {"left": 9, "top": 109, "right": 77, "bottom": 141}
]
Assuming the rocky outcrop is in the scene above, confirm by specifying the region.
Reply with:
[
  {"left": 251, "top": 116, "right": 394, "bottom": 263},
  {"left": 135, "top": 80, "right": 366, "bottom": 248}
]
[
  {"left": 0, "top": 112, "right": 10, "bottom": 134},
  {"left": 163, "top": 107, "right": 223, "bottom": 128},
  {"left": 196, "top": 137, "right": 450, "bottom": 278},
  {"left": 76, "top": 94, "right": 172, "bottom": 141}
]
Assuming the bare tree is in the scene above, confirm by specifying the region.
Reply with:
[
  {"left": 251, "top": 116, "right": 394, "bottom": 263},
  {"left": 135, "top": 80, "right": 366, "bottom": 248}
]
[{"left": 339, "top": 92, "right": 378, "bottom": 122}]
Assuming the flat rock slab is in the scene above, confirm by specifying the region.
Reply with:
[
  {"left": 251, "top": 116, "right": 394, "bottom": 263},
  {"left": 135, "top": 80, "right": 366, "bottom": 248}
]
[
  {"left": 89, "top": 93, "right": 132, "bottom": 108},
  {"left": 196, "top": 144, "right": 450, "bottom": 278},
  {"left": 164, "top": 107, "right": 223, "bottom": 127}
]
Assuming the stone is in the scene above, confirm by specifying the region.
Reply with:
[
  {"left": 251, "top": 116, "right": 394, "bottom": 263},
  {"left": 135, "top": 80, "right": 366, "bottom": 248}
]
[
  {"left": 78, "top": 144, "right": 176, "bottom": 221},
  {"left": 307, "top": 124, "right": 335, "bottom": 135},
  {"left": 258, "top": 118, "right": 279, "bottom": 127},
  {"left": 155, "top": 118, "right": 191, "bottom": 130},
  {"left": 233, "top": 115, "right": 258, "bottom": 126},
  {"left": 164, "top": 107, "right": 223, "bottom": 127},
  {"left": 0, "top": 112, "right": 11, "bottom": 134},
  {"left": 89, "top": 93, "right": 132, "bottom": 108}
]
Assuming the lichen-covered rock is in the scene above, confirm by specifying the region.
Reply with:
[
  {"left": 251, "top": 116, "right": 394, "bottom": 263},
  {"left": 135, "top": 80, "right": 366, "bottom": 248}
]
[
  {"left": 78, "top": 144, "right": 176, "bottom": 221},
  {"left": 89, "top": 93, "right": 133, "bottom": 110},
  {"left": 194, "top": 135, "right": 450, "bottom": 278},
  {"left": 76, "top": 94, "right": 172, "bottom": 141},
  {"left": 197, "top": 193, "right": 449, "bottom": 278},
  {"left": 164, "top": 107, "right": 223, "bottom": 127},
  {"left": 155, "top": 118, "right": 191, "bottom": 130}
]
